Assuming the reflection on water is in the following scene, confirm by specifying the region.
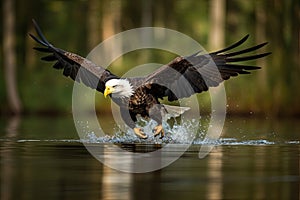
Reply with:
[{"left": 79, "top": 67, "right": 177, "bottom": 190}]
[
  {"left": 1, "top": 115, "right": 20, "bottom": 200},
  {"left": 0, "top": 115, "right": 299, "bottom": 199}
]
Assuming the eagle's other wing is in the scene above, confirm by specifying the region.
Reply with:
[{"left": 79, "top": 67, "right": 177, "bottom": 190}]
[
  {"left": 29, "top": 20, "right": 118, "bottom": 93},
  {"left": 144, "top": 35, "right": 270, "bottom": 101}
]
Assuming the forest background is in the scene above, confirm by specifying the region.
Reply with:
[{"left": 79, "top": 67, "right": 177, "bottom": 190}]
[{"left": 1, "top": 0, "right": 299, "bottom": 118}]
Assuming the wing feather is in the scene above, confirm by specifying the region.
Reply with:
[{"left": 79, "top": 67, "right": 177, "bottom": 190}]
[
  {"left": 144, "top": 35, "right": 270, "bottom": 101},
  {"left": 30, "top": 19, "right": 118, "bottom": 93}
]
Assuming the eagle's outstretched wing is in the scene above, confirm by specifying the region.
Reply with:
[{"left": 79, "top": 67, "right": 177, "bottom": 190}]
[
  {"left": 29, "top": 20, "right": 118, "bottom": 93},
  {"left": 144, "top": 35, "right": 270, "bottom": 101}
]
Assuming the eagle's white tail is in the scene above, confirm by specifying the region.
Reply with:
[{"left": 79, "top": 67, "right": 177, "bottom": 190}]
[{"left": 161, "top": 104, "right": 190, "bottom": 120}]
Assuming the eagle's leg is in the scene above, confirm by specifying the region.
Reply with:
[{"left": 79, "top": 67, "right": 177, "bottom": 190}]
[
  {"left": 149, "top": 104, "right": 165, "bottom": 139},
  {"left": 133, "top": 127, "right": 148, "bottom": 139},
  {"left": 120, "top": 108, "right": 148, "bottom": 139},
  {"left": 153, "top": 124, "right": 164, "bottom": 139}
]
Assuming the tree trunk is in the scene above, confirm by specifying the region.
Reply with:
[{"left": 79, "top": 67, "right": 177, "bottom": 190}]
[
  {"left": 101, "top": 0, "right": 122, "bottom": 69},
  {"left": 255, "top": 1, "right": 268, "bottom": 113},
  {"left": 206, "top": 3, "right": 225, "bottom": 198},
  {"left": 209, "top": 0, "right": 226, "bottom": 50},
  {"left": 142, "top": 0, "right": 152, "bottom": 27},
  {"left": 87, "top": 0, "right": 101, "bottom": 50},
  {"left": 3, "top": 0, "right": 22, "bottom": 114}
]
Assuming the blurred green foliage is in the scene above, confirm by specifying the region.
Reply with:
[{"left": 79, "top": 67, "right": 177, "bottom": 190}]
[{"left": 0, "top": 0, "right": 299, "bottom": 117}]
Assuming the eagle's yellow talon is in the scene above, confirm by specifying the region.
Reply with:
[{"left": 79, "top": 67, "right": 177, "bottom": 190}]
[
  {"left": 153, "top": 124, "right": 164, "bottom": 139},
  {"left": 133, "top": 127, "right": 148, "bottom": 139}
]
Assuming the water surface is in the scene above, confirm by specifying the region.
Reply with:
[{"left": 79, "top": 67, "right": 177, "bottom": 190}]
[{"left": 0, "top": 115, "right": 299, "bottom": 199}]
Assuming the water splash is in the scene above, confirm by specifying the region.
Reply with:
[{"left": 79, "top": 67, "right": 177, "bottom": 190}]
[
  {"left": 82, "top": 118, "right": 200, "bottom": 144},
  {"left": 193, "top": 138, "right": 276, "bottom": 146},
  {"left": 79, "top": 119, "right": 300, "bottom": 146}
]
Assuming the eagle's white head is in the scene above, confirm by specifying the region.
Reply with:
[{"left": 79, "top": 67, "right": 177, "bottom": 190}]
[{"left": 104, "top": 79, "right": 134, "bottom": 98}]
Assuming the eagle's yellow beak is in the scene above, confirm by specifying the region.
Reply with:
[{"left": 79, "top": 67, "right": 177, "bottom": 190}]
[{"left": 104, "top": 86, "right": 113, "bottom": 98}]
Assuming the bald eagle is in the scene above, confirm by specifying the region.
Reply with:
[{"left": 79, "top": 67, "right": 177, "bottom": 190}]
[{"left": 30, "top": 20, "right": 270, "bottom": 139}]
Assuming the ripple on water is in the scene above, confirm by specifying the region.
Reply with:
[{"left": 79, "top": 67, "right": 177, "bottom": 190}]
[{"left": 8, "top": 120, "right": 299, "bottom": 146}]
